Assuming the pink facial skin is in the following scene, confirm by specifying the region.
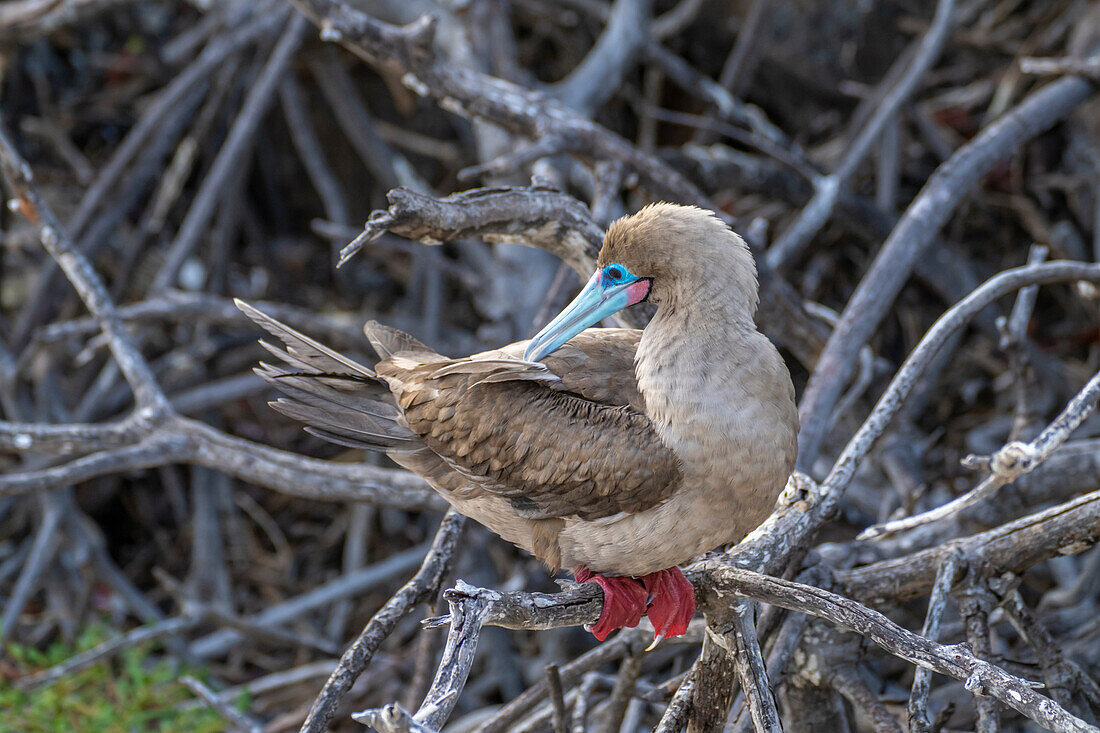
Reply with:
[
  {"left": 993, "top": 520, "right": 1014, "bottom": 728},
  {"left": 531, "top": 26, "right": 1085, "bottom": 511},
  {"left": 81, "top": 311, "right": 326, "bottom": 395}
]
[{"left": 625, "top": 279, "right": 650, "bottom": 306}]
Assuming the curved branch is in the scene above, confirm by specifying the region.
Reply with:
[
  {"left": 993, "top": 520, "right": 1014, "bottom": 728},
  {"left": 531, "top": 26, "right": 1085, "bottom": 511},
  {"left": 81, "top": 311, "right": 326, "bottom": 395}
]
[
  {"left": 838, "top": 489, "right": 1100, "bottom": 604},
  {"left": 0, "top": 126, "right": 169, "bottom": 413},
  {"left": 735, "top": 262, "right": 1100, "bottom": 579},
  {"left": 302, "top": 510, "right": 465, "bottom": 733},
  {"left": 796, "top": 75, "right": 1097, "bottom": 473},
  {"left": 0, "top": 414, "right": 443, "bottom": 509},
  {"left": 860, "top": 368, "right": 1100, "bottom": 538},
  {"left": 417, "top": 560, "right": 1094, "bottom": 733},
  {"left": 0, "top": 434, "right": 189, "bottom": 496}
]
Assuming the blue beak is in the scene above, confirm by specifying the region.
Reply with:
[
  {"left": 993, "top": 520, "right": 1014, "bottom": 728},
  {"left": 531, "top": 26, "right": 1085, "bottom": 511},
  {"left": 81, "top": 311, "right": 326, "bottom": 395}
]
[{"left": 524, "top": 270, "right": 637, "bottom": 362}]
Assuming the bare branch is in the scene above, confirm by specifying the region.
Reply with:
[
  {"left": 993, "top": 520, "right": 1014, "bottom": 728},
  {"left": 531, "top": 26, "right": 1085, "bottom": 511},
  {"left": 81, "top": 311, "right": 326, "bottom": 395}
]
[
  {"left": 287, "top": 0, "right": 709, "bottom": 203},
  {"left": 1021, "top": 56, "right": 1100, "bottom": 77},
  {"left": 0, "top": 414, "right": 442, "bottom": 508},
  {"left": 957, "top": 575, "right": 1002, "bottom": 732},
  {"left": 554, "top": 0, "right": 650, "bottom": 115},
  {"left": 152, "top": 11, "right": 306, "bottom": 291},
  {"left": 300, "top": 510, "right": 464, "bottom": 733},
  {"left": 181, "top": 675, "right": 265, "bottom": 733},
  {"left": 410, "top": 563, "right": 1093, "bottom": 733},
  {"left": 796, "top": 75, "right": 1096, "bottom": 472},
  {"left": 0, "top": 126, "right": 168, "bottom": 413},
  {"left": 654, "top": 673, "right": 695, "bottom": 733},
  {"left": 860, "top": 367, "right": 1100, "bottom": 538},
  {"left": 908, "top": 551, "right": 962, "bottom": 732},
  {"left": 338, "top": 185, "right": 602, "bottom": 275},
  {"left": 839, "top": 489, "right": 1100, "bottom": 603},
  {"left": 751, "top": 261, "right": 1100, "bottom": 575},
  {"left": 190, "top": 540, "right": 434, "bottom": 659},
  {"left": 765, "top": 0, "right": 957, "bottom": 272},
  {"left": 728, "top": 601, "right": 782, "bottom": 733},
  {"left": 700, "top": 566, "right": 1089, "bottom": 733},
  {"left": 827, "top": 662, "right": 903, "bottom": 733},
  {"left": 546, "top": 664, "right": 567, "bottom": 733}
]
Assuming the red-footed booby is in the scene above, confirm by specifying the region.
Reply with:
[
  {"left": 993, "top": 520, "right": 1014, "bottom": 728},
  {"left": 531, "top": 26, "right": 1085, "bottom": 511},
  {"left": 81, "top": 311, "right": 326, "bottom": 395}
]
[{"left": 238, "top": 203, "right": 798, "bottom": 642}]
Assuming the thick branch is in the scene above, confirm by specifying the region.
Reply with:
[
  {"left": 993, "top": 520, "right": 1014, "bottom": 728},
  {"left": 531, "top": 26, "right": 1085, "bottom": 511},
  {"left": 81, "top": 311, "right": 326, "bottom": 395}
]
[
  {"left": 421, "top": 564, "right": 1092, "bottom": 733},
  {"left": 0, "top": 413, "right": 442, "bottom": 508},
  {"left": 797, "top": 76, "right": 1096, "bottom": 472},
  {"left": 839, "top": 489, "right": 1100, "bottom": 603},
  {"left": 340, "top": 186, "right": 603, "bottom": 276}
]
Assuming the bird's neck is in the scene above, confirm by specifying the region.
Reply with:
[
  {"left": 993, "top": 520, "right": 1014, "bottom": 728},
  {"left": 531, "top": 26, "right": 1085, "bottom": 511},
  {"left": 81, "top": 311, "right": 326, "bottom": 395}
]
[{"left": 635, "top": 298, "right": 760, "bottom": 456}]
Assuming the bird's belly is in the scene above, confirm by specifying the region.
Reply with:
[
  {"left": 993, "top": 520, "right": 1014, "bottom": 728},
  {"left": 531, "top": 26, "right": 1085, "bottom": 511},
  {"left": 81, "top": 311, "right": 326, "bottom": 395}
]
[
  {"left": 443, "top": 493, "right": 539, "bottom": 555},
  {"left": 557, "top": 474, "right": 780, "bottom": 577}
]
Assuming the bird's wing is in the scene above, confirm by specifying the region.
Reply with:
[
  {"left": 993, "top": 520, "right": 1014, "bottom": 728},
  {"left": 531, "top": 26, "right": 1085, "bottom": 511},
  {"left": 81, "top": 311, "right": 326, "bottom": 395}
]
[
  {"left": 239, "top": 301, "right": 679, "bottom": 522},
  {"left": 377, "top": 328, "right": 682, "bottom": 521},
  {"left": 500, "top": 329, "right": 647, "bottom": 413}
]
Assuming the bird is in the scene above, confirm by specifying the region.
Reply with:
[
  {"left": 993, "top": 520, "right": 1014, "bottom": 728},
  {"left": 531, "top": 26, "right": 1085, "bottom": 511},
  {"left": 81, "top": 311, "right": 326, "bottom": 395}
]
[{"left": 237, "top": 203, "right": 798, "bottom": 643}]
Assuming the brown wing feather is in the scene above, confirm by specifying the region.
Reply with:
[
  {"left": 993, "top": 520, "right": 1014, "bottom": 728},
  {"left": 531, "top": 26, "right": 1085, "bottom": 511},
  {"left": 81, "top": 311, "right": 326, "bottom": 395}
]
[
  {"left": 535, "top": 329, "right": 645, "bottom": 412},
  {"left": 377, "top": 330, "right": 681, "bottom": 521},
  {"left": 239, "top": 299, "right": 677, "bottom": 524}
]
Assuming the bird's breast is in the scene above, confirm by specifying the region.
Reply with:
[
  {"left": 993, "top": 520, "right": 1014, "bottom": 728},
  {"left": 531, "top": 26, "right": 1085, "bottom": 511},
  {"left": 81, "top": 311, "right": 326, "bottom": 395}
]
[
  {"left": 567, "top": 323, "right": 798, "bottom": 576},
  {"left": 557, "top": 376, "right": 794, "bottom": 576}
]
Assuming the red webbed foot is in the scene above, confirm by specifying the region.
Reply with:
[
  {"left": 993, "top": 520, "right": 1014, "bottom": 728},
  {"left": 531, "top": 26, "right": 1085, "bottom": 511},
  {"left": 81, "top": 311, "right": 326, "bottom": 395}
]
[
  {"left": 641, "top": 567, "right": 696, "bottom": 644},
  {"left": 574, "top": 566, "right": 648, "bottom": 641}
]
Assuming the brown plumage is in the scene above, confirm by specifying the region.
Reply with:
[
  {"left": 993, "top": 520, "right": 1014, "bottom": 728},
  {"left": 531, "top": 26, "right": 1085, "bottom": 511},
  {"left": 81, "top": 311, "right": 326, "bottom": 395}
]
[{"left": 239, "top": 203, "right": 798, "bottom": 641}]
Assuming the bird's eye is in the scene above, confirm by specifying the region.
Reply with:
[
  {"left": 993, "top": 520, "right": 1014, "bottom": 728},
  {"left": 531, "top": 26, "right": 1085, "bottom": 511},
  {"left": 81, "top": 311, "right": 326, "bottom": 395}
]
[{"left": 607, "top": 265, "right": 624, "bottom": 282}]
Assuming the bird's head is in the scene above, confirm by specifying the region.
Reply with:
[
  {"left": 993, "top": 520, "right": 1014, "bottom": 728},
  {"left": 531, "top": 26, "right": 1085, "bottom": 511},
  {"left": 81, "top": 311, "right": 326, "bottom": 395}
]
[{"left": 525, "top": 203, "right": 758, "bottom": 362}]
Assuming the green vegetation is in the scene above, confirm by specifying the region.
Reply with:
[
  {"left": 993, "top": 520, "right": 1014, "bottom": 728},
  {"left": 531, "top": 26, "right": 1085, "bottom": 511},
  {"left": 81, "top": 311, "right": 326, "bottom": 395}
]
[{"left": 1, "top": 626, "right": 233, "bottom": 733}]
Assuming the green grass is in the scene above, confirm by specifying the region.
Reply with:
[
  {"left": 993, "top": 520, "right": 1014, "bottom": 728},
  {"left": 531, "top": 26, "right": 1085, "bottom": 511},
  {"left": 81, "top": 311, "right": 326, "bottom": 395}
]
[{"left": 1, "top": 626, "right": 235, "bottom": 733}]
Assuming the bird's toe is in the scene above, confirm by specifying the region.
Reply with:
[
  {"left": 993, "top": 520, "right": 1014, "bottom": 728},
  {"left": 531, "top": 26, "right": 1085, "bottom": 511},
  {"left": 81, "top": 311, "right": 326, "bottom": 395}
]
[
  {"left": 574, "top": 566, "right": 648, "bottom": 641},
  {"left": 641, "top": 567, "right": 696, "bottom": 643}
]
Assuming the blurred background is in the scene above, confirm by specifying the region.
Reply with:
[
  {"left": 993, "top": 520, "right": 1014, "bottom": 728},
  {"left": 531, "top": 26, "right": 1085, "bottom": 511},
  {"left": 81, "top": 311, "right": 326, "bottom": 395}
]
[{"left": 1, "top": 0, "right": 1099, "bottom": 730}]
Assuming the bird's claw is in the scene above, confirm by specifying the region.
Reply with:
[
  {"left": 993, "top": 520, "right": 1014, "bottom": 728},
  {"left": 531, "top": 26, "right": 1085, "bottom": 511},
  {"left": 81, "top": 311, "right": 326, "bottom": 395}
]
[
  {"left": 574, "top": 567, "right": 648, "bottom": 641},
  {"left": 641, "top": 567, "right": 696, "bottom": 644},
  {"left": 573, "top": 566, "right": 695, "bottom": 643}
]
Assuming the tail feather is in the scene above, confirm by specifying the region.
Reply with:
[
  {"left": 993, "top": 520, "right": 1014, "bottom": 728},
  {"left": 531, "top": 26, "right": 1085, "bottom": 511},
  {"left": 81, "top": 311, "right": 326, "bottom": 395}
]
[
  {"left": 258, "top": 339, "right": 331, "bottom": 377},
  {"left": 238, "top": 300, "right": 423, "bottom": 453},
  {"left": 269, "top": 398, "right": 417, "bottom": 450},
  {"left": 254, "top": 365, "right": 401, "bottom": 421},
  {"left": 236, "top": 299, "right": 375, "bottom": 378},
  {"left": 303, "top": 426, "right": 403, "bottom": 452}
]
